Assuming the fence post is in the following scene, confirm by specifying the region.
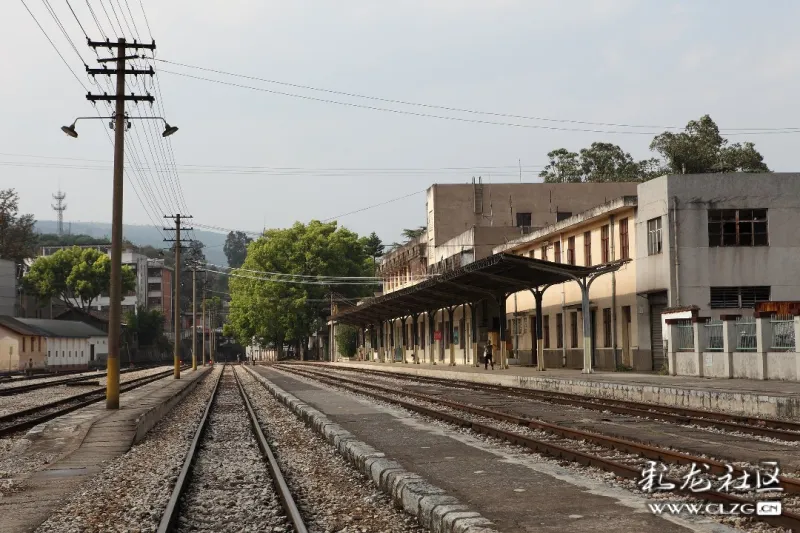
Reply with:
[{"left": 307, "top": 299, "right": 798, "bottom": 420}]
[
  {"left": 692, "top": 317, "right": 706, "bottom": 377},
  {"left": 721, "top": 314, "right": 740, "bottom": 379},
  {"left": 755, "top": 313, "right": 771, "bottom": 380},
  {"left": 665, "top": 319, "right": 680, "bottom": 376},
  {"left": 794, "top": 312, "right": 800, "bottom": 381}
]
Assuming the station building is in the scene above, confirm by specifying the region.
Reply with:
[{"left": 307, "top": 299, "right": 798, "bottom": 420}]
[{"left": 332, "top": 173, "right": 800, "bottom": 374}]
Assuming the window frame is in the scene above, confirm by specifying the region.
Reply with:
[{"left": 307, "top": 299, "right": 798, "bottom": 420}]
[
  {"left": 567, "top": 236, "right": 576, "bottom": 265},
  {"left": 619, "top": 218, "right": 630, "bottom": 260},
  {"left": 543, "top": 316, "right": 550, "bottom": 349},
  {"left": 570, "top": 312, "right": 578, "bottom": 348},
  {"left": 600, "top": 224, "right": 610, "bottom": 263},
  {"left": 553, "top": 242, "right": 562, "bottom": 264},
  {"left": 540, "top": 244, "right": 548, "bottom": 262},
  {"left": 516, "top": 212, "right": 532, "bottom": 227},
  {"left": 647, "top": 217, "right": 663, "bottom": 256},
  {"left": 709, "top": 286, "right": 771, "bottom": 309},
  {"left": 603, "top": 308, "right": 612, "bottom": 348},
  {"left": 708, "top": 209, "right": 768, "bottom": 247},
  {"left": 583, "top": 231, "right": 592, "bottom": 266}
]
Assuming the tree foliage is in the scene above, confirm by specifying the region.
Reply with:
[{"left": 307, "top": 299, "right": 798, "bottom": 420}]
[
  {"left": 401, "top": 226, "right": 426, "bottom": 240},
  {"left": 650, "top": 115, "right": 769, "bottom": 174},
  {"left": 226, "top": 221, "right": 374, "bottom": 354},
  {"left": 223, "top": 230, "right": 253, "bottom": 268},
  {"left": 540, "top": 115, "right": 770, "bottom": 183},
  {"left": 125, "top": 306, "right": 167, "bottom": 346},
  {"left": 24, "top": 247, "right": 135, "bottom": 310},
  {"left": 335, "top": 324, "right": 359, "bottom": 358},
  {"left": 360, "top": 232, "right": 385, "bottom": 260},
  {"left": 0, "top": 189, "right": 36, "bottom": 277},
  {"left": 36, "top": 233, "right": 110, "bottom": 247}
]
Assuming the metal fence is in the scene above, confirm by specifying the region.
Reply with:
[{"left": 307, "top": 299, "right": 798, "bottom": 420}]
[
  {"left": 735, "top": 316, "right": 757, "bottom": 351},
  {"left": 675, "top": 319, "right": 695, "bottom": 351},
  {"left": 704, "top": 319, "right": 724, "bottom": 351},
  {"left": 770, "top": 314, "right": 796, "bottom": 352}
]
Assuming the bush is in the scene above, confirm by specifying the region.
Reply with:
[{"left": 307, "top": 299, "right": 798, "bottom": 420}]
[{"left": 335, "top": 324, "right": 358, "bottom": 358}]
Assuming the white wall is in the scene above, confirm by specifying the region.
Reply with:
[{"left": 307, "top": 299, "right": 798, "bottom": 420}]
[{"left": 45, "top": 336, "right": 107, "bottom": 368}]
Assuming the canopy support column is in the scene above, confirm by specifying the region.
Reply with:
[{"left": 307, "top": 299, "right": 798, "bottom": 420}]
[{"left": 529, "top": 285, "right": 552, "bottom": 371}]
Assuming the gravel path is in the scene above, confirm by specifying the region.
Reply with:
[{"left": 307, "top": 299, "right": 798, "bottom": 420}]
[
  {"left": 34, "top": 367, "right": 221, "bottom": 533},
  {"left": 0, "top": 370, "right": 104, "bottom": 390},
  {"left": 237, "top": 366, "right": 425, "bottom": 533},
  {"left": 0, "top": 366, "right": 173, "bottom": 417}
]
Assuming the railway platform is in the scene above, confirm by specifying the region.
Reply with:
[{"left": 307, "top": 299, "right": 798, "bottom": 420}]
[
  {"left": 326, "top": 361, "right": 800, "bottom": 418},
  {"left": 252, "top": 365, "right": 731, "bottom": 533},
  {"left": 0, "top": 367, "right": 209, "bottom": 533}
]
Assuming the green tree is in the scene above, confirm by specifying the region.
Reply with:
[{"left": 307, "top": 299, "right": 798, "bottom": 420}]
[
  {"left": 36, "top": 233, "right": 110, "bottom": 247},
  {"left": 335, "top": 324, "right": 358, "bottom": 358},
  {"left": 579, "top": 142, "right": 652, "bottom": 182},
  {"left": 650, "top": 114, "right": 769, "bottom": 174},
  {"left": 227, "top": 220, "right": 374, "bottom": 358},
  {"left": 539, "top": 148, "right": 583, "bottom": 183},
  {"left": 24, "top": 247, "right": 135, "bottom": 311},
  {"left": 401, "top": 226, "right": 426, "bottom": 240},
  {"left": 124, "top": 306, "right": 166, "bottom": 346},
  {"left": 223, "top": 230, "right": 253, "bottom": 268},
  {"left": 0, "top": 189, "right": 36, "bottom": 278}
]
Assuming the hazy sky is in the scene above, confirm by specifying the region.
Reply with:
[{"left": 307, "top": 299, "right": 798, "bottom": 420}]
[{"left": 4, "top": 1, "right": 800, "bottom": 245}]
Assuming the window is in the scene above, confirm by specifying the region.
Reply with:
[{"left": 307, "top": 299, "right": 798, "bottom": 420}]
[
  {"left": 556, "top": 313, "right": 563, "bottom": 349},
  {"left": 543, "top": 316, "right": 550, "bottom": 349},
  {"left": 567, "top": 236, "right": 576, "bottom": 265},
  {"left": 619, "top": 218, "right": 630, "bottom": 260},
  {"left": 557, "top": 211, "right": 572, "bottom": 222},
  {"left": 601, "top": 225, "right": 610, "bottom": 263},
  {"left": 584, "top": 231, "right": 592, "bottom": 266},
  {"left": 647, "top": 217, "right": 663, "bottom": 255},
  {"left": 516, "top": 212, "right": 532, "bottom": 227},
  {"left": 459, "top": 318, "right": 465, "bottom": 348},
  {"left": 38, "top": 338, "right": 41, "bottom": 351},
  {"left": 540, "top": 245, "right": 548, "bottom": 261},
  {"left": 444, "top": 322, "right": 450, "bottom": 348},
  {"left": 553, "top": 242, "right": 561, "bottom": 264},
  {"left": 710, "top": 286, "right": 770, "bottom": 309},
  {"left": 708, "top": 209, "right": 768, "bottom": 247},
  {"left": 148, "top": 283, "right": 161, "bottom": 292},
  {"left": 570, "top": 312, "right": 578, "bottom": 348},
  {"left": 603, "top": 308, "right": 612, "bottom": 348},
  {"left": 22, "top": 337, "right": 26, "bottom": 352}
]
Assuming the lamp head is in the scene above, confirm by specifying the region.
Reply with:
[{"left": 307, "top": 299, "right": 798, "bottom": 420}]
[
  {"left": 162, "top": 123, "right": 179, "bottom": 137},
  {"left": 61, "top": 124, "right": 78, "bottom": 138}
]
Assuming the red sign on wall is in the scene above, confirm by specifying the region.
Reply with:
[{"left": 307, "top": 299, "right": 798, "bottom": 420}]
[{"left": 433, "top": 331, "right": 442, "bottom": 341}]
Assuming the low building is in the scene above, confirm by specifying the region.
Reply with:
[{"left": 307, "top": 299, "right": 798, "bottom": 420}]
[
  {"left": 16, "top": 318, "right": 108, "bottom": 370},
  {"left": 0, "top": 316, "right": 48, "bottom": 372},
  {"left": 494, "top": 173, "right": 800, "bottom": 372}
]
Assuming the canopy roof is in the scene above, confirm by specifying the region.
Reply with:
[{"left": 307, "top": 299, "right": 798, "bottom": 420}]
[{"left": 334, "top": 253, "right": 625, "bottom": 325}]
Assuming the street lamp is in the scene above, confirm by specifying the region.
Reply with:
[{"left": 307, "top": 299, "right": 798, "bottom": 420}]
[
  {"left": 61, "top": 112, "right": 178, "bottom": 410},
  {"left": 61, "top": 115, "right": 178, "bottom": 139}
]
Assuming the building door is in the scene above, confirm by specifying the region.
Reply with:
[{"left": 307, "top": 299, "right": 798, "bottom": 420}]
[
  {"left": 90, "top": 344, "right": 95, "bottom": 362},
  {"left": 649, "top": 293, "right": 668, "bottom": 371},
  {"left": 621, "top": 306, "right": 631, "bottom": 366}
]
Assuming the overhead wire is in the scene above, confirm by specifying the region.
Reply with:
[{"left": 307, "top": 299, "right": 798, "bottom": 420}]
[
  {"left": 206, "top": 268, "right": 381, "bottom": 286},
  {"left": 154, "top": 60, "right": 800, "bottom": 136},
  {"left": 203, "top": 262, "right": 389, "bottom": 280}
]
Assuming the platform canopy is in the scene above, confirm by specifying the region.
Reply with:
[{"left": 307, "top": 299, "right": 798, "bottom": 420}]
[{"left": 334, "top": 253, "right": 625, "bottom": 325}]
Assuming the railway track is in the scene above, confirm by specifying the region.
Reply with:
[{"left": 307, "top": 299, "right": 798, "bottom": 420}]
[
  {"left": 0, "top": 366, "right": 188, "bottom": 437},
  {"left": 280, "top": 364, "right": 800, "bottom": 531},
  {"left": 0, "top": 365, "right": 164, "bottom": 396},
  {"left": 306, "top": 364, "right": 800, "bottom": 442},
  {"left": 156, "top": 366, "right": 307, "bottom": 533}
]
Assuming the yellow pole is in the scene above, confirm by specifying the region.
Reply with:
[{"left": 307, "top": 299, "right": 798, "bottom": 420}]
[{"left": 191, "top": 267, "right": 197, "bottom": 371}]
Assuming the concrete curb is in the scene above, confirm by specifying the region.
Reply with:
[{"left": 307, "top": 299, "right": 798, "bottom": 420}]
[
  {"left": 327, "top": 362, "right": 800, "bottom": 418},
  {"left": 132, "top": 366, "right": 210, "bottom": 445},
  {"left": 244, "top": 366, "right": 500, "bottom": 533}
]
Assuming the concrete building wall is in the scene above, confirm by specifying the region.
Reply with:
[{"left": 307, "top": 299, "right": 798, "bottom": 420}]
[
  {"left": 427, "top": 182, "right": 639, "bottom": 249},
  {"left": 0, "top": 327, "right": 46, "bottom": 372},
  {"left": 0, "top": 259, "right": 15, "bottom": 317}
]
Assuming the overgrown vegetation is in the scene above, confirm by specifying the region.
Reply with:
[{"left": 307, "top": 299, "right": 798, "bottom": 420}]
[{"left": 335, "top": 324, "right": 359, "bottom": 358}]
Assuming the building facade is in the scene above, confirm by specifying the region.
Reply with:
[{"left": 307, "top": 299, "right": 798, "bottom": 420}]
[
  {"left": 494, "top": 173, "right": 800, "bottom": 372},
  {"left": 17, "top": 318, "right": 108, "bottom": 370},
  {"left": 0, "top": 316, "right": 48, "bottom": 372}
]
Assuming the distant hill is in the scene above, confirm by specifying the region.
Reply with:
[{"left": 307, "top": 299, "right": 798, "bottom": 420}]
[{"left": 35, "top": 220, "right": 229, "bottom": 266}]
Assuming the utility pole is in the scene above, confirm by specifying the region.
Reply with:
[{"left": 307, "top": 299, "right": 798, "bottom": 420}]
[
  {"left": 164, "top": 214, "right": 193, "bottom": 379},
  {"left": 84, "top": 37, "right": 155, "bottom": 410},
  {"left": 190, "top": 264, "right": 205, "bottom": 371}
]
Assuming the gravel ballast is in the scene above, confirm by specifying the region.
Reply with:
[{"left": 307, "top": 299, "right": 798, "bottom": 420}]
[
  {"left": 236, "top": 366, "right": 426, "bottom": 533},
  {"left": 35, "top": 367, "right": 222, "bottom": 533}
]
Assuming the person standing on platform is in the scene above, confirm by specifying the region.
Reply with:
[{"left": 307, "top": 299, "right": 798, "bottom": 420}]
[{"left": 484, "top": 342, "right": 494, "bottom": 370}]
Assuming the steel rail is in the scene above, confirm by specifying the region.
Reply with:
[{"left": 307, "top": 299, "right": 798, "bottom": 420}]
[
  {"left": 0, "top": 366, "right": 189, "bottom": 437},
  {"left": 281, "top": 366, "right": 800, "bottom": 531},
  {"left": 233, "top": 367, "right": 308, "bottom": 533},
  {"left": 0, "top": 364, "right": 164, "bottom": 396},
  {"left": 157, "top": 365, "right": 225, "bottom": 533},
  {"left": 311, "top": 364, "right": 800, "bottom": 441}
]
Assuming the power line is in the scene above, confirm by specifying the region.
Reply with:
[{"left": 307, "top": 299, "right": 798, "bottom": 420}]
[
  {"left": 203, "top": 262, "right": 389, "bottom": 281},
  {"left": 321, "top": 190, "right": 425, "bottom": 222},
  {"left": 19, "top": 0, "right": 88, "bottom": 91},
  {"left": 207, "top": 268, "right": 380, "bottom": 286},
  {"left": 154, "top": 59, "right": 800, "bottom": 135}
]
